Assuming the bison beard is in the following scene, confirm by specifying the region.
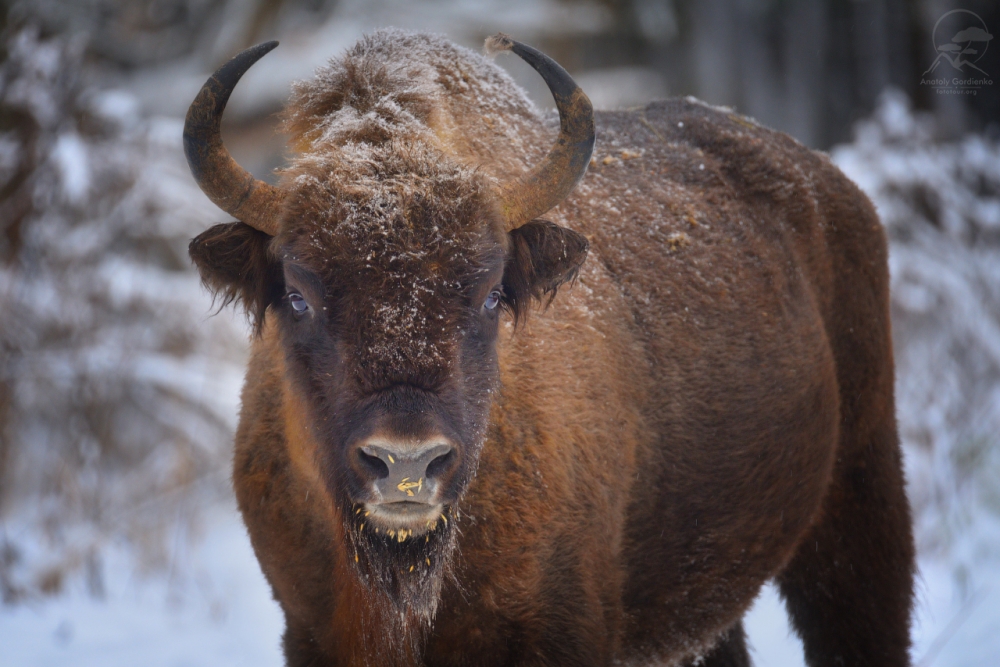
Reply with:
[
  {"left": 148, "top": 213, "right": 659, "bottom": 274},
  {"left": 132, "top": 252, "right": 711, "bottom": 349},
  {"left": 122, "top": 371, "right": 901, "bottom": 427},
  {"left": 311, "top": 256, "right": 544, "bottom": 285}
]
[
  {"left": 183, "top": 28, "right": 915, "bottom": 667},
  {"left": 346, "top": 505, "right": 456, "bottom": 614}
]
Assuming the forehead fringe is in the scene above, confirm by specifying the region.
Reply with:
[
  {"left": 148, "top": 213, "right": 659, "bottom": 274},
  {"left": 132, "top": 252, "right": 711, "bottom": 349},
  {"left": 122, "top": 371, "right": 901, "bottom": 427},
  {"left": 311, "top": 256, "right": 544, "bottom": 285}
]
[
  {"left": 278, "top": 142, "right": 503, "bottom": 389},
  {"left": 270, "top": 29, "right": 528, "bottom": 387},
  {"left": 278, "top": 28, "right": 540, "bottom": 159}
]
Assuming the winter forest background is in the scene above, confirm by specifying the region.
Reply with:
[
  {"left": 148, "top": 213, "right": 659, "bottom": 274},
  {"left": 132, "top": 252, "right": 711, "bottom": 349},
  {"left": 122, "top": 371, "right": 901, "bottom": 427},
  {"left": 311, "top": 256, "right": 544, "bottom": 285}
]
[{"left": 1, "top": 0, "right": 999, "bottom": 665}]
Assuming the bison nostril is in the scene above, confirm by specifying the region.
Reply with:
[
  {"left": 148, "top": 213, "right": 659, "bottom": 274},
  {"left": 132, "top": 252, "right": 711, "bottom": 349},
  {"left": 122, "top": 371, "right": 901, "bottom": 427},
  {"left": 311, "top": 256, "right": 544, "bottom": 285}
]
[
  {"left": 358, "top": 449, "right": 390, "bottom": 479},
  {"left": 358, "top": 441, "right": 455, "bottom": 498},
  {"left": 425, "top": 449, "right": 455, "bottom": 479}
]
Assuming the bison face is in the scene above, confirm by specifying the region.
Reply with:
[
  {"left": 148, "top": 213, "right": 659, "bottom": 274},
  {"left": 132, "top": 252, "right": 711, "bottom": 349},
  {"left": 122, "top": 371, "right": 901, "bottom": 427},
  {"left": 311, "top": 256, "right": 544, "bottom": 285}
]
[
  {"left": 188, "top": 150, "right": 588, "bottom": 606},
  {"left": 183, "top": 35, "right": 593, "bottom": 612}
]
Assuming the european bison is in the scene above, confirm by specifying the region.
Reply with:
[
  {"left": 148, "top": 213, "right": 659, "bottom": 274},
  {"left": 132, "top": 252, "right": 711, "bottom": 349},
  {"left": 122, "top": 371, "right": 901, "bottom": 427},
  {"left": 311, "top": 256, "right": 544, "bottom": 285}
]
[{"left": 183, "top": 29, "right": 914, "bottom": 667}]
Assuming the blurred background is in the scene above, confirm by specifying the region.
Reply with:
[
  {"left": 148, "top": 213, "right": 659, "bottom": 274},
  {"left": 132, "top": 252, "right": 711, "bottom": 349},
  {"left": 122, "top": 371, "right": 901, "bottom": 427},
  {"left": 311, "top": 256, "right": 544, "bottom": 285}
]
[{"left": 0, "top": 0, "right": 998, "bottom": 665}]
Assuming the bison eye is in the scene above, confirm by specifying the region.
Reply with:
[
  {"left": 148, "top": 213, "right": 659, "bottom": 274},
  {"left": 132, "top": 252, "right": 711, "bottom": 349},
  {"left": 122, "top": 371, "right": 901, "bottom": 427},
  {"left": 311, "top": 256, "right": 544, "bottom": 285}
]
[
  {"left": 484, "top": 290, "right": 501, "bottom": 311},
  {"left": 288, "top": 292, "right": 309, "bottom": 314}
]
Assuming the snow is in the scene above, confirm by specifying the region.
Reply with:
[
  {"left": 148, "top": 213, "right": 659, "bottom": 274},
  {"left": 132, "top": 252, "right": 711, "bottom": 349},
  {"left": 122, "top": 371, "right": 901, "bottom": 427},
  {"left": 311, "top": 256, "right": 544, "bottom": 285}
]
[
  {"left": 52, "top": 132, "right": 90, "bottom": 203},
  {"left": 574, "top": 67, "right": 669, "bottom": 110},
  {"left": 2, "top": 504, "right": 283, "bottom": 667},
  {"left": 745, "top": 584, "right": 806, "bottom": 666},
  {"left": 0, "top": 26, "right": 250, "bottom": 608}
]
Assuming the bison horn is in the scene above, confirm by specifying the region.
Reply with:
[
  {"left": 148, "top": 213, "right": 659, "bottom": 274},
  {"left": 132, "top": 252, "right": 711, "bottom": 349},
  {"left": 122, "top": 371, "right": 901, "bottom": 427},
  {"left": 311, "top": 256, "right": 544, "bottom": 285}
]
[
  {"left": 485, "top": 34, "right": 595, "bottom": 228},
  {"left": 184, "top": 41, "right": 286, "bottom": 235}
]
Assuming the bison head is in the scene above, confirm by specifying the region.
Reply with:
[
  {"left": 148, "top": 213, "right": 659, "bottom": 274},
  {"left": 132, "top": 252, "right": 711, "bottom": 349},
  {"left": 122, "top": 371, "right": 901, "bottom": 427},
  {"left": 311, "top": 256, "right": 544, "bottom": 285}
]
[{"left": 182, "top": 34, "right": 593, "bottom": 613}]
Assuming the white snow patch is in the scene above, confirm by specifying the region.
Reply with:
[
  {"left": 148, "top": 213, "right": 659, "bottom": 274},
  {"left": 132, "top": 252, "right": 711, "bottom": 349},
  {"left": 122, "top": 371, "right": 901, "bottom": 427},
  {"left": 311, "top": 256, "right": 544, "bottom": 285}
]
[
  {"left": 0, "top": 504, "right": 283, "bottom": 667},
  {"left": 52, "top": 132, "right": 90, "bottom": 203}
]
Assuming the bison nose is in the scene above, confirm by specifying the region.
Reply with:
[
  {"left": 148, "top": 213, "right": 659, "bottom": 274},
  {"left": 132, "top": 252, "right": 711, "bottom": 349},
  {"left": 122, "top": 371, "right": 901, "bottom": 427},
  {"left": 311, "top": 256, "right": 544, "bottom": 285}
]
[{"left": 357, "top": 441, "right": 456, "bottom": 503}]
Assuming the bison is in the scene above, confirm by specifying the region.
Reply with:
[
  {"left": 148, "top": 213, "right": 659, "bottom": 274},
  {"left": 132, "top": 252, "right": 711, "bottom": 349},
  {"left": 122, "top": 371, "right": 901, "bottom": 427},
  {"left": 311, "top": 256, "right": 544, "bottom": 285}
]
[{"left": 183, "top": 30, "right": 914, "bottom": 667}]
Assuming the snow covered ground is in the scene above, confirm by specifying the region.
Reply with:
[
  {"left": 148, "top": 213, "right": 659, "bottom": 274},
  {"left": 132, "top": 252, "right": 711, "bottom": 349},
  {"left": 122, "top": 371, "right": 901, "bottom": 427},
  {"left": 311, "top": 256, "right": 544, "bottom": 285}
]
[{"left": 1, "top": 503, "right": 283, "bottom": 667}]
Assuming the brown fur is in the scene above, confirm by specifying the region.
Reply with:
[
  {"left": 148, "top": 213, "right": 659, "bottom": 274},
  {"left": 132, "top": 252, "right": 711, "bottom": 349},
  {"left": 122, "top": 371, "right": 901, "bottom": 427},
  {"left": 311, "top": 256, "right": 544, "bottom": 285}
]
[{"left": 190, "top": 31, "right": 914, "bottom": 667}]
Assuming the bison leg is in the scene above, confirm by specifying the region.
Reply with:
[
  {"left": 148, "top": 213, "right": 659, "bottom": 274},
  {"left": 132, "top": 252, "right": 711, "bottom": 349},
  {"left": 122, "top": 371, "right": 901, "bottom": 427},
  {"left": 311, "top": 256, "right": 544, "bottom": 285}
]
[
  {"left": 776, "top": 417, "right": 915, "bottom": 666},
  {"left": 679, "top": 622, "right": 751, "bottom": 667}
]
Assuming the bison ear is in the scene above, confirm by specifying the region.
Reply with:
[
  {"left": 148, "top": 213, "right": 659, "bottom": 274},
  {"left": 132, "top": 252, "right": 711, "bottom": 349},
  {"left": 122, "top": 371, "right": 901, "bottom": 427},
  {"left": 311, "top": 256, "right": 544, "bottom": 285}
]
[
  {"left": 502, "top": 219, "right": 589, "bottom": 322},
  {"left": 188, "top": 221, "right": 283, "bottom": 333}
]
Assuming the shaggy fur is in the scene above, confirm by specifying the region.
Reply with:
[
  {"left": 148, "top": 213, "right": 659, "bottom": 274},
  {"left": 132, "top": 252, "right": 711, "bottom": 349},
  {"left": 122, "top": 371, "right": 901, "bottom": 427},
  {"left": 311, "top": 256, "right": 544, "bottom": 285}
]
[{"left": 189, "top": 30, "right": 914, "bottom": 667}]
